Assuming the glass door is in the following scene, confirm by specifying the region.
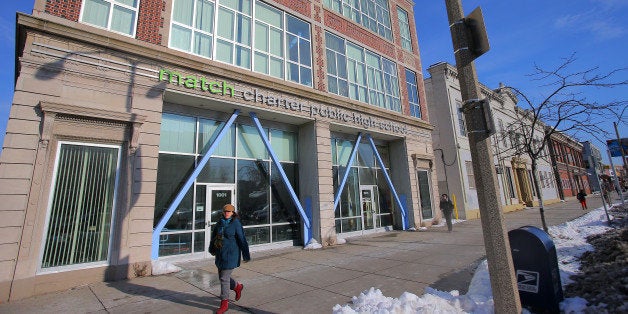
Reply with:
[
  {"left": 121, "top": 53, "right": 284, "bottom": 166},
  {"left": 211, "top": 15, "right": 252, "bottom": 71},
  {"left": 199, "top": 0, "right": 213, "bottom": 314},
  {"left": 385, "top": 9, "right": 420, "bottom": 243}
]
[
  {"left": 360, "top": 186, "right": 377, "bottom": 230},
  {"left": 199, "top": 185, "right": 234, "bottom": 257}
]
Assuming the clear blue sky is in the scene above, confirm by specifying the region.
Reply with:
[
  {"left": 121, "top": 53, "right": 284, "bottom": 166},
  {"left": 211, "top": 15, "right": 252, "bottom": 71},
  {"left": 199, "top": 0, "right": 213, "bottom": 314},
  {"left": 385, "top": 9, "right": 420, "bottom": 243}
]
[{"left": 0, "top": 1, "right": 626, "bottom": 165}]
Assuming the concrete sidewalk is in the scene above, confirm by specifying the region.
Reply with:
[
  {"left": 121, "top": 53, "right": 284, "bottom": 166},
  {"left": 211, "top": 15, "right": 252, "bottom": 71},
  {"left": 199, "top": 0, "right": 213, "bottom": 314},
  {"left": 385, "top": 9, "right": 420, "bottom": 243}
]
[{"left": 0, "top": 196, "right": 610, "bottom": 313}]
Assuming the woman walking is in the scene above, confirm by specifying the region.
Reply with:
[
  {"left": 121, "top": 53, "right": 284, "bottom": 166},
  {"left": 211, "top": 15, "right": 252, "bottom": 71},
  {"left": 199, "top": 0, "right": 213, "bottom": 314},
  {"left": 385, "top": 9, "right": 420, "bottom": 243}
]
[
  {"left": 439, "top": 194, "right": 454, "bottom": 232},
  {"left": 576, "top": 189, "right": 587, "bottom": 210},
  {"left": 210, "top": 204, "right": 250, "bottom": 314}
]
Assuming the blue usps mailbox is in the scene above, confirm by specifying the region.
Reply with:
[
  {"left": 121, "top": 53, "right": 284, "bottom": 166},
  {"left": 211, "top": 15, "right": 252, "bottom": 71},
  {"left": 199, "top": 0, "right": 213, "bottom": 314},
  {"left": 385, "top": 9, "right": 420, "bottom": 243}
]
[{"left": 508, "top": 226, "right": 563, "bottom": 313}]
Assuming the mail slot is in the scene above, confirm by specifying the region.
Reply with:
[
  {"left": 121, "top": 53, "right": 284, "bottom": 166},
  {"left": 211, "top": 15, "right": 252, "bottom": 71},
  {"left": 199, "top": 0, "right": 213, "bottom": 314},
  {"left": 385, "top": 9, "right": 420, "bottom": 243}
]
[{"left": 508, "top": 226, "right": 563, "bottom": 313}]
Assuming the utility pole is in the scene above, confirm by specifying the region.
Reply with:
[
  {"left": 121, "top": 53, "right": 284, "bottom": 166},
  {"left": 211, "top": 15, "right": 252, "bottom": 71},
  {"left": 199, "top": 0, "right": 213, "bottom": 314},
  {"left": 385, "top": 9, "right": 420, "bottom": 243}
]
[{"left": 443, "top": 0, "right": 521, "bottom": 312}]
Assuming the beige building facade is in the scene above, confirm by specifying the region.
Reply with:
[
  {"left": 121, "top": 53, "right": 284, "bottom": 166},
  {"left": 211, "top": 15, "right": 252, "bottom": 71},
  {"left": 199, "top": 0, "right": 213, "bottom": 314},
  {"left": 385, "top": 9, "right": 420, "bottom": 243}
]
[{"left": 0, "top": 0, "right": 440, "bottom": 301}]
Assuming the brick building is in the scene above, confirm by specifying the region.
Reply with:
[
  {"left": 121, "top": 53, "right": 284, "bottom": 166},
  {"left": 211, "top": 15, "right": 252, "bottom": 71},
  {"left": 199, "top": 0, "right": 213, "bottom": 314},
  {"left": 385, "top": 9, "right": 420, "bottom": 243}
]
[
  {"left": 547, "top": 130, "right": 590, "bottom": 198},
  {"left": 0, "top": 0, "right": 437, "bottom": 300}
]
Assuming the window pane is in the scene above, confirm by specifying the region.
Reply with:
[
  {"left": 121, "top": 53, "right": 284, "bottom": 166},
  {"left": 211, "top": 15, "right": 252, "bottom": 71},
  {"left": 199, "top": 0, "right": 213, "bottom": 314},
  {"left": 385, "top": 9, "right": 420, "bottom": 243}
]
[
  {"left": 287, "top": 15, "right": 310, "bottom": 38},
  {"left": 82, "top": 0, "right": 111, "bottom": 28},
  {"left": 237, "top": 160, "right": 270, "bottom": 225},
  {"left": 195, "top": 0, "right": 214, "bottom": 32},
  {"left": 269, "top": 28, "right": 282, "bottom": 56},
  {"left": 236, "top": 15, "right": 251, "bottom": 45},
  {"left": 254, "top": 52, "right": 269, "bottom": 74},
  {"left": 417, "top": 170, "right": 433, "bottom": 218},
  {"left": 287, "top": 62, "right": 299, "bottom": 83},
  {"left": 155, "top": 154, "right": 195, "bottom": 227},
  {"left": 171, "top": 25, "right": 192, "bottom": 51},
  {"left": 160, "top": 113, "right": 196, "bottom": 153},
  {"left": 287, "top": 34, "right": 299, "bottom": 62},
  {"left": 159, "top": 232, "right": 192, "bottom": 256},
  {"left": 42, "top": 144, "right": 119, "bottom": 268},
  {"left": 256, "top": 2, "right": 282, "bottom": 27},
  {"left": 300, "top": 67, "right": 312, "bottom": 86},
  {"left": 235, "top": 46, "right": 251, "bottom": 68},
  {"left": 111, "top": 5, "right": 135, "bottom": 35},
  {"left": 254, "top": 22, "right": 268, "bottom": 51},
  {"left": 216, "top": 39, "right": 233, "bottom": 63},
  {"left": 270, "top": 57, "right": 283, "bottom": 78},
  {"left": 222, "top": 0, "right": 251, "bottom": 14},
  {"left": 198, "top": 157, "right": 235, "bottom": 183},
  {"left": 237, "top": 124, "right": 268, "bottom": 159},
  {"left": 299, "top": 38, "right": 311, "bottom": 66},
  {"left": 218, "top": 8, "right": 235, "bottom": 40},
  {"left": 194, "top": 32, "right": 213, "bottom": 58},
  {"left": 116, "top": 0, "right": 137, "bottom": 7},
  {"left": 198, "top": 118, "right": 235, "bottom": 156},
  {"left": 336, "top": 139, "right": 354, "bottom": 165},
  {"left": 271, "top": 163, "right": 299, "bottom": 224},
  {"left": 173, "top": 0, "right": 194, "bottom": 25},
  {"left": 271, "top": 129, "right": 297, "bottom": 162}
]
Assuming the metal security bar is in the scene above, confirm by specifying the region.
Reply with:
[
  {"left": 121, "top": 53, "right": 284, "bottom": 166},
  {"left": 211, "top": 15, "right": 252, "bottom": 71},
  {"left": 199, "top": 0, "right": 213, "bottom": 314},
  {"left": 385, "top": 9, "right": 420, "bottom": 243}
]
[{"left": 41, "top": 143, "right": 120, "bottom": 268}]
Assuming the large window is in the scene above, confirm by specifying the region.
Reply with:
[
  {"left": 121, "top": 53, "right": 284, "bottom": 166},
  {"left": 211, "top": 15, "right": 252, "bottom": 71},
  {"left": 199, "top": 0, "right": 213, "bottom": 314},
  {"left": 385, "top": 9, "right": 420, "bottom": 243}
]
[
  {"left": 326, "top": 32, "right": 401, "bottom": 112},
  {"left": 155, "top": 113, "right": 300, "bottom": 256},
  {"left": 456, "top": 100, "right": 467, "bottom": 136},
  {"left": 323, "top": 0, "right": 392, "bottom": 40},
  {"left": 41, "top": 143, "right": 120, "bottom": 269},
  {"left": 405, "top": 69, "right": 420, "bottom": 118},
  {"left": 80, "top": 0, "right": 139, "bottom": 36},
  {"left": 417, "top": 170, "right": 433, "bottom": 219},
  {"left": 397, "top": 7, "right": 412, "bottom": 51},
  {"left": 332, "top": 138, "right": 393, "bottom": 233},
  {"left": 169, "top": 0, "right": 312, "bottom": 86}
]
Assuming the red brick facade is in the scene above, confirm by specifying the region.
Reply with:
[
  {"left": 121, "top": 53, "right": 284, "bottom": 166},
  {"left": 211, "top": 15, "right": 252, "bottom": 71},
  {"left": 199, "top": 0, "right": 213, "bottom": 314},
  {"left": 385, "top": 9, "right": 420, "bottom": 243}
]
[
  {"left": 136, "top": 0, "right": 164, "bottom": 45},
  {"left": 45, "top": 0, "right": 81, "bottom": 21}
]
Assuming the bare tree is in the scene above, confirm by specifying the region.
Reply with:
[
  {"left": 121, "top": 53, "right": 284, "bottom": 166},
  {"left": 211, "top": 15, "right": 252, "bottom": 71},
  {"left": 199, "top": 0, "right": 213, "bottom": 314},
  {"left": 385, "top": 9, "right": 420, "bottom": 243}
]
[{"left": 501, "top": 54, "right": 627, "bottom": 231}]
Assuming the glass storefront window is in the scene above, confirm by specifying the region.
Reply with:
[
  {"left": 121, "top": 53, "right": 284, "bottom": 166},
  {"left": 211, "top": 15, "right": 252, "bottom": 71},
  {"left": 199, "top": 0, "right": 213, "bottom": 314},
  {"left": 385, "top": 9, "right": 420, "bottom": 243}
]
[
  {"left": 155, "top": 153, "right": 195, "bottom": 226},
  {"left": 271, "top": 129, "right": 297, "bottom": 162},
  {"left": 160, "top": 113, "right": 196, "bottom": 153},
  {"left": 199, "top": 119, "right": 235, "bottom": 157},
  {"left": 156, "top": 113, "right": 300, "bottom": 256},
  {"left": 237, "top": 124, "right": 269, "bottom": 159},
  {"left": 237, "top": 159, "right": 270, "bottom": 225},
  {"left": 271, "top": 163, "right": 299, "bottom": 223},
  {"left": 197, "top": 157, "right": 235, "bottom": 183}
]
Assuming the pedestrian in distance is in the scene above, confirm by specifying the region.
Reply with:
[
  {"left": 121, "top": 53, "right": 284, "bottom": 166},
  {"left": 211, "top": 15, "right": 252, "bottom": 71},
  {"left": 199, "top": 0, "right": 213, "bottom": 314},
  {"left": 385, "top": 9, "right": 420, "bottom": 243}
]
[
  {"left": 576, "top": 189, "right": 587, "bottom": 210},
  {"left": 440, "top": 194, "right": 454, "bottom": 232},
  {"left": 209, "top": 204, "right": 251, "bottom": 314}
]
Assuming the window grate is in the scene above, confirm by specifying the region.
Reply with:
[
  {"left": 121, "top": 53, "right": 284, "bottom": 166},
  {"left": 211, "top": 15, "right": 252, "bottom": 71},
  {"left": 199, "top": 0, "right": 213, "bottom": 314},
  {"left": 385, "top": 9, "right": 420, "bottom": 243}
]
[{"left": 42, "top": 143, "right": 120, "bottom": 269}]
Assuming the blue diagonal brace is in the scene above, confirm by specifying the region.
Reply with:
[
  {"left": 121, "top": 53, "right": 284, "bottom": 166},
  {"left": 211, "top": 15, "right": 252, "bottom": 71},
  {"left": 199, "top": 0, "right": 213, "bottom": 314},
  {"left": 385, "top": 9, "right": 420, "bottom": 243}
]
[
  {"left": 366, "top": 134, "right": 408, "bottom": 230},
  {"left": 333, "top": 133, "right": 363, "bottom": 211},
  {"left": 249, "top": 113, "right": 312, "bottom": 236},
  {"left": 151, "top": 110, "right": 240, "bottom": 259}
]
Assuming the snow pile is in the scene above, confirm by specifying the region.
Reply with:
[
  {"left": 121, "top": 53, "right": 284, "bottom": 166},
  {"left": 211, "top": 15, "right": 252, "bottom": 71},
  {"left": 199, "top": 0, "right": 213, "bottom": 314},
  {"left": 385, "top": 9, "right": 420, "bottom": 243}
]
[
  {"left": 303, "top": 238, "right": 323, "bottom": 250},
  {"left": 151, "top": 260, "right": 181, "bottom": 275},
  {"left": 333, "top": 207, "right": 613, "bottom": 313}
]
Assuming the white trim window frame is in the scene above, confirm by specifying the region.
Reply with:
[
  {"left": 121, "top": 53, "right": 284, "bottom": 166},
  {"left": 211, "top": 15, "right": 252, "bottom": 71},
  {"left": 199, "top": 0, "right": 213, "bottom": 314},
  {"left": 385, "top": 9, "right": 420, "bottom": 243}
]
[
  {"left": 80, "top": 0, "right": 140, "bottom": 37},
  {"left": 397, "top": 7, "right": 412, "bottom": 51},
  {"left": 39, "top": 141, "right": 122, "bottom": 274}
]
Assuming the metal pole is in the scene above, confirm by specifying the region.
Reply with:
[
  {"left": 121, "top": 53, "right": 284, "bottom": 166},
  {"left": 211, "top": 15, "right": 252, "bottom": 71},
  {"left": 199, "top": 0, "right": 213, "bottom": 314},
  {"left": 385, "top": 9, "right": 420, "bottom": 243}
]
[
  {"left": 607, "top": 148, "right": 626, "bottom": 208},
  {"left": 444, "top": 1, "right": 521, "bottom": 312},
  {"left": 614, "top": 122, "right": 627, "bottom": 194}
]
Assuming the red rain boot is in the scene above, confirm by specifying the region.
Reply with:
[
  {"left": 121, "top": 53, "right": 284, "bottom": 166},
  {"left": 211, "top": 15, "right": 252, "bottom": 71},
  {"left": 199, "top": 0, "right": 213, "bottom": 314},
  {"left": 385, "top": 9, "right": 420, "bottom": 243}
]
[
  {"left": 234, "top": 283, "right": 243, "bottom": 301},
  {"left": 216, "top": 299, "right": 229, "bottom": 314}
]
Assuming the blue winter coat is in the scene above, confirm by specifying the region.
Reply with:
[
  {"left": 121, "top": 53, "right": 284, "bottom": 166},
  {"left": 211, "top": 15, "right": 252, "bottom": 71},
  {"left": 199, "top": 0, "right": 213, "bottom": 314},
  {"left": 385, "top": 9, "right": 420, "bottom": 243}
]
[{"left": 211, "top": 218, "right": 250, "bottom": 270}]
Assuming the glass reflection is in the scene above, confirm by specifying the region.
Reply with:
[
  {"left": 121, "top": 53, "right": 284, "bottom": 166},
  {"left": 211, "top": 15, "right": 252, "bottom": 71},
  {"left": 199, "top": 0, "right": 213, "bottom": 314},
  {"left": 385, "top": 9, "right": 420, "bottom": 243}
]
[
  {"left": 198, "top": 157, "right": 235, "bottom": 183},
  {"left": 237, "top": 159, "right": 270, "bottom": 225},
  {"left": 271, "top": 163, "right": 299, "bottom": 223}
]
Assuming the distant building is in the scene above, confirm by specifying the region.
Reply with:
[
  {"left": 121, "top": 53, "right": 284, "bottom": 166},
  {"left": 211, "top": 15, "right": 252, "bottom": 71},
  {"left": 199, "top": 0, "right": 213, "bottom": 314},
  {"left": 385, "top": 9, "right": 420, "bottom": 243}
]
[
  {"left": 425, "top": 62, "right": 559, "bottom": 220},
  {"left": 581, "top": 141, "right": 603, "bottom": 192},
  {"left": 547, "top": 131, "right": 590, "bottom": 198}
]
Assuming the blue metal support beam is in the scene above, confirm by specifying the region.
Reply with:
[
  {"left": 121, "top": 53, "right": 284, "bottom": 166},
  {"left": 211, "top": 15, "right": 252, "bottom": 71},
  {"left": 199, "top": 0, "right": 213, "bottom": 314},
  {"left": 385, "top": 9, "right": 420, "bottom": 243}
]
[
  {"left": 366, "top": 134, "right": 408, "bottom": 230},
  {"left": 333, "top": 133, "right": 363, "bottom": 211},
  {"left": 151, "top": 110, "right": 240, "bottom": 259},
  {"left": 249, "top": 112, "right": 312, "bottom": 244}
]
